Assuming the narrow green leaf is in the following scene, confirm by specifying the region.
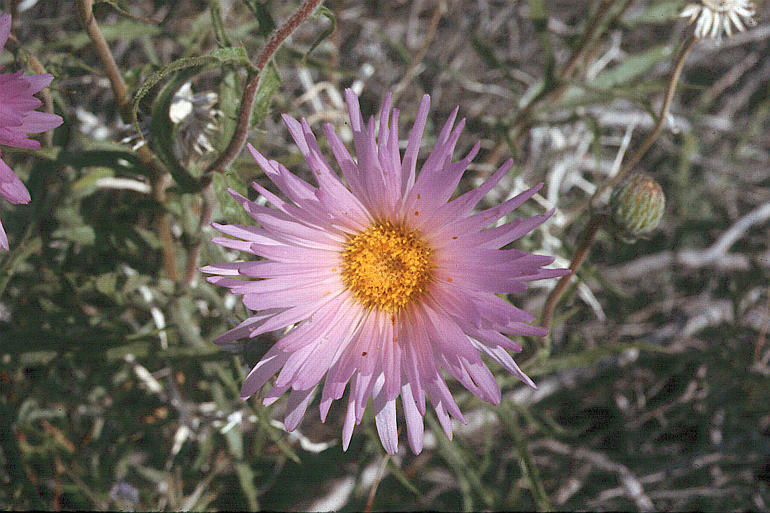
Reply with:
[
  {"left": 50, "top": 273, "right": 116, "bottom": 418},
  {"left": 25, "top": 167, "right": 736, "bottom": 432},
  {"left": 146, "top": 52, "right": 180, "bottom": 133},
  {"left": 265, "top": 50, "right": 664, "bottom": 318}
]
[
  {"left": 242, "top": 0, "right": 277, "bottom": 36},
  {"left": 224, "top": 426, "right": 244, "bottom": 460},
  {"left": 95, "top": 273, "right": 118, "bottom": 296},
  {"left": 216, "top": 69, "right": 241, "bottom": 148},
  {"left": 591, "top": 44, "right": 673, "bottom": 91},
  {"left": 72, "top": 167, "right": 114, "bottom": 197},
  {"left": 235, "top": 462, "right": 259, "bottom": 509},
  {"left": 303, "top": 6, "right": 336, "bottom": 63},
  {"left": 627, "top": 0, "right": 687, "bottom": 26},
  {"left": 209, "top": 0, "right": 233, "bottom": 47},
  {"left": 212, "top": 171, "right": 252, "bottom": 226},
  {"left": 527, "top": 0, "right": 548, "bottom": 21},
  {"left": 0, "top": 237, "right": 42, "bottom": 299},
  {"left": 52, "top": 226, "right": 96, "bottom": 246},
  {"left": 471, "top": 37, "right": 520, "bottom": 85},
  {"left": 497, "top": 407, "right": 551, "bottom": 512},
  {"left": 64, "top": 21, "right": 161, "bottom": 50},
  {"left": 59, "top": 150, "right": 148, "bottom": 175}
]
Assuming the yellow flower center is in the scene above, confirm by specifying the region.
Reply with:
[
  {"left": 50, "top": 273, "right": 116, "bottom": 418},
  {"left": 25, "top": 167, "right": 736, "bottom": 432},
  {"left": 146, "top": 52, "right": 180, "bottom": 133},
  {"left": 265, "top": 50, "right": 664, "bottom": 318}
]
[{"left": 341, "top": 222, "right": 433, "bottom": 313}]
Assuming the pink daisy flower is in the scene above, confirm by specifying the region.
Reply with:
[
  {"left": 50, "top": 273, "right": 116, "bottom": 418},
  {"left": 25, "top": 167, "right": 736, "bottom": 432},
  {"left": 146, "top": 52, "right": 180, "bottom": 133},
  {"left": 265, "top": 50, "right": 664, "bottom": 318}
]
[
  {"left": 0, "top": 13, "right": 63, "bottom": 250},
  {"left": 203, "top": 89, "right": 567, "bottom": 454}
]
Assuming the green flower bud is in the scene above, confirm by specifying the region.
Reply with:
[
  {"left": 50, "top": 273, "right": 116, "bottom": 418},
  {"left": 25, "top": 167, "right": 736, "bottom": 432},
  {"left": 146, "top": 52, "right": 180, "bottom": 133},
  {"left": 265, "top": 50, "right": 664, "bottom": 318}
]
[{"left": 609, "top": 173, "right": 665, "bottom": 241}]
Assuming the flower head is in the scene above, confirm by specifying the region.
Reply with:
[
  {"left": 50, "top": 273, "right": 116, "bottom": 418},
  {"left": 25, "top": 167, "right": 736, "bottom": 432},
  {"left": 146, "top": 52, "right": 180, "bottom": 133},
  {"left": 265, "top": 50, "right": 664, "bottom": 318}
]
[
  {"left": 0, "top": 13, "right": 63, "bottom": 250},
  {"left": 609, "top": 173, "right": 665, "bottom": 242},
  {"left": 203, "top": 89, "right": 567, "bottom": 454},
  {"left": 119, "top": 82, "right": 220, "bottom": 161},
  {"left": 681, "top": 0, "right": 756, "bottom": 40},
  {"left": 169, "top": 82, "right": 220, "bottom": 163}
]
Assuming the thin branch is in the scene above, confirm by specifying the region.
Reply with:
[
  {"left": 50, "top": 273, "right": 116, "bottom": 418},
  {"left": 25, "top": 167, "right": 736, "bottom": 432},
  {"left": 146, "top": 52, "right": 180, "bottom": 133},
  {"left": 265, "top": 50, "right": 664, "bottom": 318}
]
[
  {"left": 541, "top": 214, "right": 606, "bottom": 333},
  {"left": 560, "top": 0, "right": 615, "bottom": 79},
  {"left": 186, "top": 0, "right": 324, "bottom": 285},
  {"left": 606, "top": 201, "right": 770, "bottom": 282},
  {"left": 183, "top": 184, "right": 215, "bottom": 285},
  {"left": 515, "top": 0, "right": 617, "bottom": 129},
  {"left": 484, "top": 0, "right": 632, "bottom": 166},
  {"left": 534, "top": 439, "right": 655, "bottom": 512},
  {"left": 202, "top": 0, "right": 324, "bottom": 178},
  {"left": 75, "top": 0, "right": 130, "bottom": 121},
  {"left": 590, "top": 34, "right": 697, "bottom": 209},
  {"left": 75, "top": 0, "right": 179, "bottom": 280},
  {"left": 681, "top": 202, "right": 770, "bottom": 265}
]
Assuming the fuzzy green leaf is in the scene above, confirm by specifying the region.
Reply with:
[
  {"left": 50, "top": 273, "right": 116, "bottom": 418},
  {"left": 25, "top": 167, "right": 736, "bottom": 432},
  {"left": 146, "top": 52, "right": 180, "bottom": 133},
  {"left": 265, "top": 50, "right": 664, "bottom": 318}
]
[{"left": 252, "top": 62, "right": 282, "bottom": 127}]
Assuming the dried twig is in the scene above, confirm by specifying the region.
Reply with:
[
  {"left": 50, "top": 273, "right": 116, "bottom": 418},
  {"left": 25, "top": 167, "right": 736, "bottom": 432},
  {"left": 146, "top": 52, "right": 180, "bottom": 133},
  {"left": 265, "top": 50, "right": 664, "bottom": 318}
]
[
  {"left": 484, "top": 0, "right": 633, "bottom": 166},
  {"left": 534, "top": 438, "right": 655, "bottom": 512},
  {"left": 606, "top": 202, "right": 770, "bottom": 281},
  {"left": 392, "top": 1, "right": 445, "bottom": 102},
  {"left": 679, "top": 202, "right": 770, "bottom": 266}
]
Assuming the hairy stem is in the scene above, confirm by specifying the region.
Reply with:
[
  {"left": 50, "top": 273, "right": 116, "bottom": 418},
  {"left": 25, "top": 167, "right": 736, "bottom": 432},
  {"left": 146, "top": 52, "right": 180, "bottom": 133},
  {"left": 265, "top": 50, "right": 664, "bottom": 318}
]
[
  {"left": 203, "top": 0, "right": 324, "bottom": 178},
  {"left": 540, "top": 34, "right": 697, "bottom": 333},
  {"left": 75, "top": 0, "right": 130, "bottom": 121},
  {"left": 541, "top": 215, "right": 606, "bottom": 333},
  {"left": 186, "top": 0, "right": 323, "bottom": 285}
]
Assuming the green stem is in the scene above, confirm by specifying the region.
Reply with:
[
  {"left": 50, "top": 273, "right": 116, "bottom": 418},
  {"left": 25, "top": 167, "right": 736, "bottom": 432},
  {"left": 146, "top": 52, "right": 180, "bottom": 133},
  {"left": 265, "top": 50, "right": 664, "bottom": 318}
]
[{"left": 499, "top": 407, "right": 551, "bottom": 511}]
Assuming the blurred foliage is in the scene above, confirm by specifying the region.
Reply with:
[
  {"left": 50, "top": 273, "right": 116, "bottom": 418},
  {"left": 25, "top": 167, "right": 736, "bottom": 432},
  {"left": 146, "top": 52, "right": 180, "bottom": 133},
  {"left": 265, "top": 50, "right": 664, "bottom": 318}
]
[{"left": 1, "top": 0, "right": 769, "bottom": 511}]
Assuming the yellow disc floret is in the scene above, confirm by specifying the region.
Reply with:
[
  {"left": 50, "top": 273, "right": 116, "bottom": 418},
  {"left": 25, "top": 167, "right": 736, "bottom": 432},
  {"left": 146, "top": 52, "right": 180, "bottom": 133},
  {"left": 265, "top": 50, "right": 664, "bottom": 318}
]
[{"left": 341, "top": 222, "right": 433, "bottom": 313}]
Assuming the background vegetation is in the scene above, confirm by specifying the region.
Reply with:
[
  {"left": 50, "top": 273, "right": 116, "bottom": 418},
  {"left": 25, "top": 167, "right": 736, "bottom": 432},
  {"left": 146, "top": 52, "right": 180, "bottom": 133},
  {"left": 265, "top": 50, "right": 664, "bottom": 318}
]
[{"left": 1, "top": 0, "right": 769, "bottom": 510}]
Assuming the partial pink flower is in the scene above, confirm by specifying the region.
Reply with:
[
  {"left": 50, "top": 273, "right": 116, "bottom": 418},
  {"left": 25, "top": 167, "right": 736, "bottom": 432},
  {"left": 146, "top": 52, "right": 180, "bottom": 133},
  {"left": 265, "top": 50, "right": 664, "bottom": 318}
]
[
  {"left": 0, "top": 13, "right": 63, "bottom": 250},
  {"left": 203, "top": 89, "right": 567, "bottom": 454}
]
